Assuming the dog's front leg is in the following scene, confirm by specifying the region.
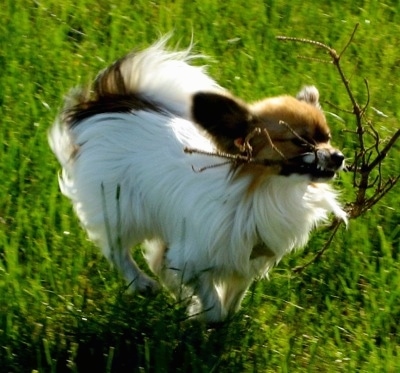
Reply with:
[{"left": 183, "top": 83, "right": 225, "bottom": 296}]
[{"left": 219, "top": 274, "right": 253, "bottom": 317}]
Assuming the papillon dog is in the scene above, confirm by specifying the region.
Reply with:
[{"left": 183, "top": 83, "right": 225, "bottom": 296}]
[{"left": 49, "top": 38, "right": 347, "bottom": 322}]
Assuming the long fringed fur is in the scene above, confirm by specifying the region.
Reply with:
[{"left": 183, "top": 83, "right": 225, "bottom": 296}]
[{"left": 49, "top": 39, "right": 346, "bottom": 322}]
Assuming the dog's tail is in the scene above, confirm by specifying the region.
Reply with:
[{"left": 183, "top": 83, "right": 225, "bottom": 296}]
[
  {"left": 57, "top": 37, "right": 223, "bottom": 130},
  {"left": 49, "top": 36, "right": 224, "bottom": 175}
]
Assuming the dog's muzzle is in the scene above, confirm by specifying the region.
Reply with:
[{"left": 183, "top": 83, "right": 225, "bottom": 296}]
[{"left": 280, "top": 148, "right": 345, "bottom": 181}]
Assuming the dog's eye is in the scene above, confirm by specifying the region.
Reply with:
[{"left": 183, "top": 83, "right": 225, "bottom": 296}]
[
  {"left": 291, "top": 137, "right": 316, "bottom": 152},
  {"left": 291, "top": 138, "right": 309, "bottom": 147}
]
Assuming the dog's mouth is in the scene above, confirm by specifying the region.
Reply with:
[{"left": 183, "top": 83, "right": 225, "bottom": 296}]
[
  {"left": 280, "top": 151, "right": 344, "bottom": 181},
  {"left": 281, "top": 161, "right": 336, "bottom": 180}
]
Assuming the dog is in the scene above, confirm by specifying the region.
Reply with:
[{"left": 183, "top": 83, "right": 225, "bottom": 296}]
[{"left": 49, "top": 38, "right": 347, "bottom": 322}]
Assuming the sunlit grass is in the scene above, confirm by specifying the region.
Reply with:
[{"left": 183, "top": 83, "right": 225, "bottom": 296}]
[{"left": 0, "top": 0, "right": 399, "bottom": 371}]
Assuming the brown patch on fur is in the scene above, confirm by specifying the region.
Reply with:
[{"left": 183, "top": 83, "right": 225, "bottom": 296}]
[
  {"left": 250, "top": 96, "right": 330, "bottom": 147},
  {"left": 193, "top": 90, "right": 341, "bottom": 188},
  {"left": 250, "top": 243, "right": 276, "bottom": 259},
  {"left": 233, "top": 163, "right": 281, "bottom": 196},
  {"left": 62, "top": 54, "right": 161, "bottom": 127},
  {"left": 63, "top": 93, "right": 160, "bottom": 127},
  {"left": 192, "top": 92, "right": 253, "bottom": 154},
  {"left": 192, "top": 92, "right": 331, "bottom": 165}
]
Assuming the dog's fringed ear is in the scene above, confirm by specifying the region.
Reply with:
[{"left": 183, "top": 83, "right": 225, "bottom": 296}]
[
  {"left": 296, "top": 86, "right": 321, "bottom": 109},
  {"left": 192, "top": 92, "right": 252, "bottom": 153}
]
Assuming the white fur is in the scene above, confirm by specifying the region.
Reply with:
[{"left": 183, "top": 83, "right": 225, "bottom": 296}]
[
  {"left": 49, "top": 42, "right": 346, "bottom": 322},
  {"left": 109, "top": 37, "right": 222, "bottom": 119}
]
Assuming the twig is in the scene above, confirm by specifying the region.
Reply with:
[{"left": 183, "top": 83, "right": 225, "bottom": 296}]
[
  {"left": 367, "top": 128, "right": 400, "bottom": 171},
  {"left": 183, "top": 146, "right": 283, "bottom": 171},
  {"left": 261, "top": 128, "right": 287, "bottom": 160},
  {"left": 292, "top": 220, "right": 343, "bottom": 274},
  {"left": 184, "top": 124, "right": 305, "bottom": 172},
  {"left": 279, "top": 121, "right": 314, "bottom": 149},
  {"left": 277, "top": 24, "right": 400, "bottom": 272}
]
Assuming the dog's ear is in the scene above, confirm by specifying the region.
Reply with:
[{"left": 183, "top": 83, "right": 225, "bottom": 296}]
[
  {"left": 296, "top": 86, "right": 321, "bottom": 109},
  {"left": 192, "top": 92, "right": 253, "bottom": 153}
]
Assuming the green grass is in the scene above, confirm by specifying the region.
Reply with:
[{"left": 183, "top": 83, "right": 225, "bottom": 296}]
[{"left": 1, "top": 0, "right": 399, "bottom": 371}]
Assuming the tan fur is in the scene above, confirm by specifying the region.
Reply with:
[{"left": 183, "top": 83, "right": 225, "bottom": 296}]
[
  {"left": 248, "top": 96, "right": 330, "bottom": 161},
  {"left": 234, "top": 164, "right": 281, "bottom": 196},
  {"left": 216, "top": 94, "right": 334, "bottom": 192}
]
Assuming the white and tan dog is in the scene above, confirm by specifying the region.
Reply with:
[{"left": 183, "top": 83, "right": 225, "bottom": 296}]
[{"left": 49, "top": 39, "right": 346, "bottom": 322}]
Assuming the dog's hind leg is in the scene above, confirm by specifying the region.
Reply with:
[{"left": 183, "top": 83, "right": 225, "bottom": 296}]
[
  {"left": 92, "top": 186, "right": 160, "bottom": 294},
  {"left": 105, "top": 245, "right": 160, "bottom": 294},
  {"left": 148, "top": 243, "right": 225, "bottom": 322},
  {"left": 91, "top": 230, "right": 159, "bottom": 293}
]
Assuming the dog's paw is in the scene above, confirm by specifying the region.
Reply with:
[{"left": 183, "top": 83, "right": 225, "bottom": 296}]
[{"left": 128, "top": 275, "right": 160, "bottom": 295}]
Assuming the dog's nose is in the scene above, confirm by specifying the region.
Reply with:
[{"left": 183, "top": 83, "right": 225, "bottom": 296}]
[{"left": 331, "top": 151, "right": 345, "bottom": 167}]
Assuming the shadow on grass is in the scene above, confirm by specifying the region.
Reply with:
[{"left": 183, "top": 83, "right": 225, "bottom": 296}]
[{"left": 58, "top": 289, "right": 250, "bottom": 373}]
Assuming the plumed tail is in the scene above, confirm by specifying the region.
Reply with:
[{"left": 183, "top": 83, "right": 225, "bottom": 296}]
[{"left": 59, "top": 37, "right": 222, "bottom": 128}]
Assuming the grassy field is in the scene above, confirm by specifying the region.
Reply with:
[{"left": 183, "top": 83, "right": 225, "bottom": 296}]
[{"left": 1, "top": 0, "right": 399, "bottom": 372}]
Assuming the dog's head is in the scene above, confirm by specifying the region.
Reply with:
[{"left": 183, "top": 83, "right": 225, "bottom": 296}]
[{"left": 192, "top": 86, "right": 344, "bottom": 182}]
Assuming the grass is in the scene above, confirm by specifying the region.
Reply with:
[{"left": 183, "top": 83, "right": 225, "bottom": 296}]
[{"left": 1, "top": 0, "right": 399, "bottom": 371}]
